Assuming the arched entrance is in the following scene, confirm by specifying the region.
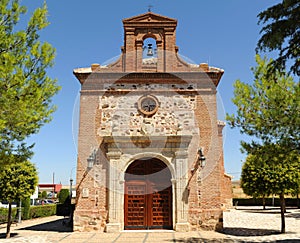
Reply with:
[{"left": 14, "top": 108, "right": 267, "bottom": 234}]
[{"left": 124, "top": 158, "right": 172, "bottom": 230}]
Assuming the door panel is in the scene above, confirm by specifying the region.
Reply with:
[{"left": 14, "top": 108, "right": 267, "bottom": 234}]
[
  {"left": 124, "top": 183, "right": 147, "bottom": 228},
  {"left": 150, "top": 186, "right": 172, "bottom": 229}
]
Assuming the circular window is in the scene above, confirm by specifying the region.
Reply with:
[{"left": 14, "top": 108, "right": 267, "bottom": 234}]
[{"left": 138, "top": 95, "right": 159, "bottom": 116}]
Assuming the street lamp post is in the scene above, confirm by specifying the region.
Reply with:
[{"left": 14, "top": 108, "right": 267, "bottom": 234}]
[
  {"left": 69, "top": 166, "right": 76, "bottom": 200},
  {"left": 18, "top": 199, "right": 22, "bottom": 223},
  {"left": 69, "top": 178, "right": 73, "bottom": 200}
]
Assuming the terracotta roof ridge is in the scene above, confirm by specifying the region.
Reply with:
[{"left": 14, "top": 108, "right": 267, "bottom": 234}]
[{"left": 123, "top": 12, "right": 177, "bottom": 23}]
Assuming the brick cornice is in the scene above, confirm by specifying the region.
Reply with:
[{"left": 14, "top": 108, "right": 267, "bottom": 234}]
[{"left": 74, "top": 72, "right": 223, "bottom": 87}]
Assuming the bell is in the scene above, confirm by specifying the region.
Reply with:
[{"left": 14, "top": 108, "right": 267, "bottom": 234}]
[{"left": 147, "top": 44, "right": 153, "bottom": 56}]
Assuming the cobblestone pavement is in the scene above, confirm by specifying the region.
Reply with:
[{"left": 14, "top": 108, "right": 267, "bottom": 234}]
[{"left": 0, "top": 206, "right": 299, "bottom": 242}]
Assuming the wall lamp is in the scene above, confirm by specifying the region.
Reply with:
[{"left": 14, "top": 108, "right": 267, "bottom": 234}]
[
  {"left": 198, "top": 148, "right": 206, "bottom": 168},
  {"left": 87, "top": 150, "right": 96, "bottom": 170}
]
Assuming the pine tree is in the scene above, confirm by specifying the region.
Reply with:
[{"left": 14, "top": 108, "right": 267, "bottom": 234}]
[
  {"left": 227, "top": 55, "right": 300, "bottom": 233},
  {"left": 0, "top": 0, "right": 60, "bottom": 166},
  {"left": 257, "top": 0, "right": 300, "bottom": 75}
]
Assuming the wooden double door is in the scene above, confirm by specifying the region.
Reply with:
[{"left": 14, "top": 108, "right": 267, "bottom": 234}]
[{"left": 124, "top": 158, "right": 172, "bottom": 230}]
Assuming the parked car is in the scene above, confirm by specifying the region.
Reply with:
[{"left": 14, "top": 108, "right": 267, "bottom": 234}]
[
  {"left": 47, "top": 192, "right": 57, "bottom": 198},
  {"left": 0, "top": 201, "right": 18, "bottom": 208},
  {"left": 37, "top": 199, "right": 55, "bottom": 205}
]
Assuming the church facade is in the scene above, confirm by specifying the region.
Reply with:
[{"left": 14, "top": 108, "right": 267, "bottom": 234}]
[{"left": 73, "top": 12, "right": 232, "bottom": 232}]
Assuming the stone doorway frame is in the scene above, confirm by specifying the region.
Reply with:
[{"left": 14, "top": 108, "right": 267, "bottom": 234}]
[
  {"left": 102, "top": 135, "right": 192, "bottom": 233},
  {"left": 124, "top": 158, "right": 173, "bottom": 229}
]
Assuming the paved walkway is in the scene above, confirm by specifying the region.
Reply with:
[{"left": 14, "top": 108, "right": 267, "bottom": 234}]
[{"left": 0, "top": 206, "right": 299, "bottom": 242}]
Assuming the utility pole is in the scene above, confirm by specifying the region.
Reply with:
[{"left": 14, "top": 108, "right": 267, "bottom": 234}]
[
  {"left": 18, "top": 199, "right": 22, "bottom": 223},
  {"left": 52, "top": 172, "right": 55, "bottom": 199}
]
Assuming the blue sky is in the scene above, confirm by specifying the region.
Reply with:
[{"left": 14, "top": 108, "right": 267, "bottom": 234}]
[{"left": 21, "top": 0, "right": 280, "bottom": 185}]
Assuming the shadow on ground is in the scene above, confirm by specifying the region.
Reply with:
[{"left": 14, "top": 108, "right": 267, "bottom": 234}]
[
  {"left": 286, "top": 211, "right": 300, "bottom": 220},
  {"left": 19, "top": 218, "right": 72, "bottom": 232},
  {"left": 167, "top": 238, "right": 300, "bottom": 243},
  {"left": 0, "top": 233, "right": 18, "bottom": 239},
  {"left": 222, "top": 227, "right": 280, "bottom": 236},
  {"left": 237, "top": 207, "right": 300, "bottom": 220},
  {"left": 167, "top": 238, "right": 235, "bottom": 242},
  {"left": 238, "top": 208, "right": 282, "bottom": 214},
  {"left": 238, "top": 207, "right": 300, "bottom": 215}
]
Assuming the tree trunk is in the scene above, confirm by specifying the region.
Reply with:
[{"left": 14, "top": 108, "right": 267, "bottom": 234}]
[
  {"left": 297, "top": 193, "right": 300, "bottom": 209},
  {"left": 262, "top": 195, "right": 266, "bottom": 210},
  {"left": 6, "top": 203, "right": 12, "bottom": 238},
  {"left": 279, "top": 193, "right": 286, "bottom": 233}
]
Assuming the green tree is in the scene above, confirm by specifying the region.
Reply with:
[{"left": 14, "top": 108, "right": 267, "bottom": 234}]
[
  {"left": 21, "top": 197, "right": 31, "bottom": 220},
  {"left": 227, "top": 55, "right": 299, "bottom": 153},
  {"left": 41, "top": 191, "right": 47, "bottom": 199},
  {"left": 256, "top": 0, "right": 300, "bottom": 75},
  {"left": 0, "top": 0, "right": 60, "bottom": 167},
  {"left": 58, "top": 189, "right": 70, "bottom": 204},
  {"left": 227, "top": 55, "right": 300, "bottom": 233},
  {"left": 241, "top": 145, "right": 300, "bottom": 233},
  {"left": 0, "top": 161, "right": 38, "bottom": 238},
  {"left": 241, "top": 154, "right": 271, "bottom": 210}
]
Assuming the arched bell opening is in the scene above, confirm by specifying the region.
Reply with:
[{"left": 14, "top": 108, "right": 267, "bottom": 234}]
[
  {"left": 124, "top": 158, "right": 173, "bottom": 230},
  {"left": 143, "top": 37, "right": 157, "bottom": 59},
  {"left": 141, "top": 37, "right": 159, "bottom": 71}
]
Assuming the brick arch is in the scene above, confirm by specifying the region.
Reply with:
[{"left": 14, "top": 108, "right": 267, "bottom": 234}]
[
  {"left": 122, "top": 152, "right": 175, "bottom": 181},
  {"left": 136, "top": 32, "right": 163, "bottom": 43}
]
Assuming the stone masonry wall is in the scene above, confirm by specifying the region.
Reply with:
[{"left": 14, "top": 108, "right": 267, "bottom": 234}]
[{"left": 97, "top": 84, "right": 198, "bottom": 138}]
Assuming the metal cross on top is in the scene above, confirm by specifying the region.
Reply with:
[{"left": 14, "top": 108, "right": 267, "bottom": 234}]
[{"left": 148, "top": 5, "right": 153, "bottom": 12}]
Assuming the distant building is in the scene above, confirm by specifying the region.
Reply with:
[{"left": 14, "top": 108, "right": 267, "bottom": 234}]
[
  {"left": 73, "top": 12, "right": 231, "bottom": 232},
  {"left": 38, "top": 184, "right": 62, "bottom": 195}
]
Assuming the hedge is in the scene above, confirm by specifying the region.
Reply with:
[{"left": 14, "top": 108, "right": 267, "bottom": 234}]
[
  {"left": 233, "top": 198, "right": 299, "bottom": 207},
  {"left": 29, "top": 204, "right": 56, "bottom": 218},
  {"left": 0, "top": 207, "right": 18, "bottom": 223},
  {"left": 0, "top": 204, "right": 56, "bottom": 223}
]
